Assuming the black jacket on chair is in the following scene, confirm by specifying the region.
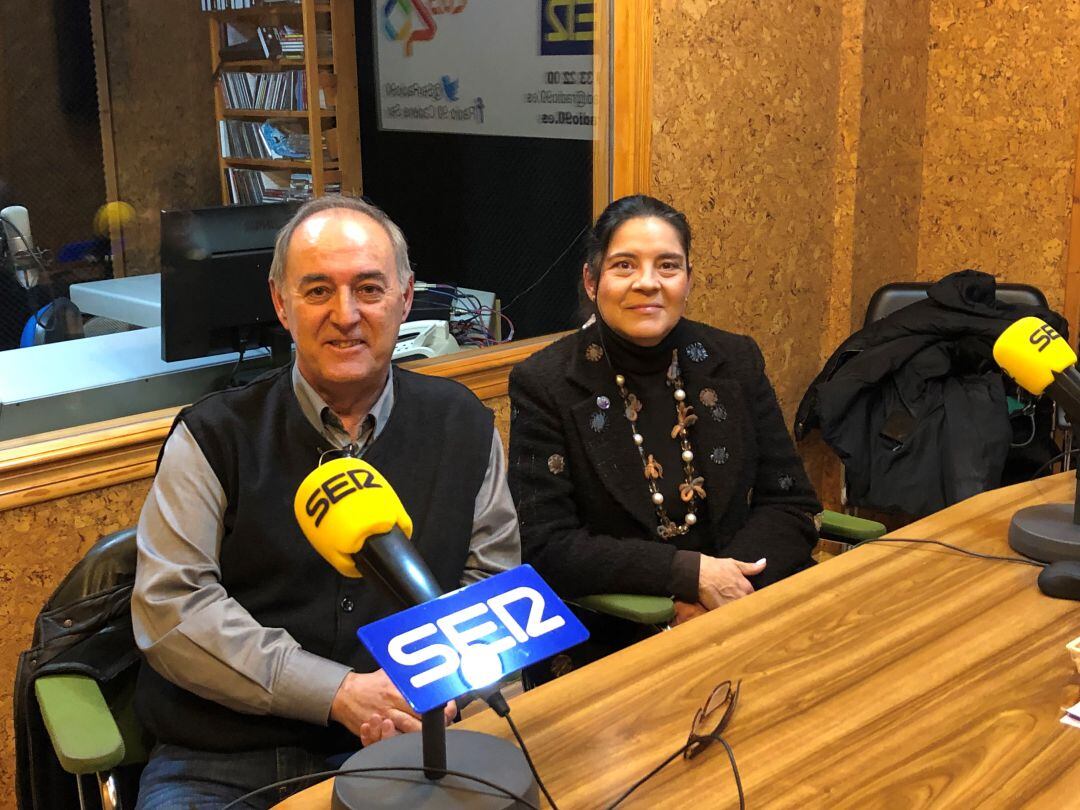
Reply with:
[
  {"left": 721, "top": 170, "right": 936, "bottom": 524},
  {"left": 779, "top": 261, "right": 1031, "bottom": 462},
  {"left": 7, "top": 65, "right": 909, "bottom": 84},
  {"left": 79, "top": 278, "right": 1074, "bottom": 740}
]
[
  {"left": 795, "top": 270, "right": 1067, "bottom": 516},
  {"left": 508, "top": 319, "right": 821, "bottom": 603},
  {"left": 14, "top": 529, "right": 143, "bottom": 810}
]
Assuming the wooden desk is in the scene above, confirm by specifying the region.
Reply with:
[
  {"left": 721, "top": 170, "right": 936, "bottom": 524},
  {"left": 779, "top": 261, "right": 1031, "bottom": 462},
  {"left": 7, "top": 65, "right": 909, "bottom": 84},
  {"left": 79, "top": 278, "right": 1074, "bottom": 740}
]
[{"left": 280, "top": 475, "right": 1080, "bottom": 809}]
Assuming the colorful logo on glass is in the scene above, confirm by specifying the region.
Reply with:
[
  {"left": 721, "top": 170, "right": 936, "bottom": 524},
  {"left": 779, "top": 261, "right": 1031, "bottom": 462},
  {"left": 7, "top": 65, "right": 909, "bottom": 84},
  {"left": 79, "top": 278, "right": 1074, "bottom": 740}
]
[{"left": 382, "top": 0, "right": 469, "bottom": 57}]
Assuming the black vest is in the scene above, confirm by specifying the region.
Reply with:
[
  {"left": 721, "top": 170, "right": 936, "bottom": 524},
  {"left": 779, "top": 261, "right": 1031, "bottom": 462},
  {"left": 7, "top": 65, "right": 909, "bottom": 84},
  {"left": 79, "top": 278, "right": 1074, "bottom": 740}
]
[{"left": 136, "top": 365, "right": 493, "bottom": 752}]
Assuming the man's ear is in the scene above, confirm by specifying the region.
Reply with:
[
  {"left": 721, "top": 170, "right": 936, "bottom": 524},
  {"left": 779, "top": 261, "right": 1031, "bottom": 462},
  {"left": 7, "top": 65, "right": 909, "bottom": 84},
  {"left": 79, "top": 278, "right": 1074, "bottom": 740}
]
[
  {"left": 269, "top": 279, "right": 289, "bottom": 331},
  {"left": 400, "top": 274, "right": 415, "bottom": 323},
  {"left": 582, "top": 262, "right": 597, "bottom": 302}
]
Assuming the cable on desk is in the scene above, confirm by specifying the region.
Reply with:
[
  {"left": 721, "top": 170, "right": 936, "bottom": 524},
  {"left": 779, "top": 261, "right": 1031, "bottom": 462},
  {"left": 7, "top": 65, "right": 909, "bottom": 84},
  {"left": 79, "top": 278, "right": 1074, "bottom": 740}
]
[
  {"left": 220, "top": 764, "right": 541, "bottom": 810},
  {"left": 1029, "top": 448, "right": 1080, "bottom": 479},
  {"left": 848, "top": 537, "right": 1047, "bottom": 568},
  {"left": 505, "top": 712, "right": 558, "bottom": 809},
  {"left": 605, "top": 734, "right": 744, "bottom": 810}
]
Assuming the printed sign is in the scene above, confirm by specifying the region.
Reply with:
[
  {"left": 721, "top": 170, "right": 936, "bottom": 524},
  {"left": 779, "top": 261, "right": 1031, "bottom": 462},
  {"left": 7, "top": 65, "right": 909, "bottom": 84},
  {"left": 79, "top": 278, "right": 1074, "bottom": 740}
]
[
  {"left": 374, "top": 0, "right": 595, "bottom": 140},
  {"left": 358, "top": 564, "right": 589, "bottom": 713}
]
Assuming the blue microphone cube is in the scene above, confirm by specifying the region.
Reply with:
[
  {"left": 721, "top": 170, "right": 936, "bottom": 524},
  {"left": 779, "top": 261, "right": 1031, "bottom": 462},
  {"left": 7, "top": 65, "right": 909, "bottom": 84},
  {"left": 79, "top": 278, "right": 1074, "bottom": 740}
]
[{"left": 357, "top": 564, "right": 589, "bottom": 713}]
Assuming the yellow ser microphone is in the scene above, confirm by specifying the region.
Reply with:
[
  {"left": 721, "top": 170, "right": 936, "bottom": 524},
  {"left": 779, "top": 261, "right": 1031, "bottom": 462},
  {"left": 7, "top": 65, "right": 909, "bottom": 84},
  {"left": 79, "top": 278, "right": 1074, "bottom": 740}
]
[
  {"left": 294, "top": 457, "right": 444, "bottom": 607},
  {"left": 993, "top": 316, "right": 1080, "bottom": 424}
]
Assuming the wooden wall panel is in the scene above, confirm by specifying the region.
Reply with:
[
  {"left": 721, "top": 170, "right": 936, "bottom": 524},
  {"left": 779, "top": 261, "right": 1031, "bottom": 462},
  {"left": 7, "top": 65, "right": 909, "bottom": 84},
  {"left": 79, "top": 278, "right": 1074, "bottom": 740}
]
[{"left": 650, "top": 0, "right": 844, "bottom": 415}]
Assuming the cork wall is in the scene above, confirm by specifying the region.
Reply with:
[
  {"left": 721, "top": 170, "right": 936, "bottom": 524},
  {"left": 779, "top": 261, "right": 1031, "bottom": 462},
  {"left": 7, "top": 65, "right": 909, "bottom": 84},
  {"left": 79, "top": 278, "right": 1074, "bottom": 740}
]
[
  {"left": 650, "top": 0, "right": 1080, "bottom": 503},
  {"left": 0, "top": 478, "right": 151, "bottom": 800},
  {"left": 650, "top": 0, "right": 844, "bottom": 416},
  {"left": 914, "top": 1, "right": 1080, "bottom": 314},
  {"left": 848, "top": 0, "right": 932, "bottom": 328},
  {"left": 98, "top": 0, "right": 219, "bottom": 275}
]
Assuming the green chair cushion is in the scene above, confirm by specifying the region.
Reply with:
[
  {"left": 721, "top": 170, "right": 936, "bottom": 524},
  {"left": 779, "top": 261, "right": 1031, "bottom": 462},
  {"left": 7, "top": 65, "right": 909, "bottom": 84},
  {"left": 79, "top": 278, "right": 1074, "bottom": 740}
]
[
  {"left": 35, "top": 674, "right": 125, "bottom": 774},
  {"left": 575, "top": 593, "right": 675, "bottom": 625},
  {"left": 819, "top": 509, "right": 886, "bottom": 541}
]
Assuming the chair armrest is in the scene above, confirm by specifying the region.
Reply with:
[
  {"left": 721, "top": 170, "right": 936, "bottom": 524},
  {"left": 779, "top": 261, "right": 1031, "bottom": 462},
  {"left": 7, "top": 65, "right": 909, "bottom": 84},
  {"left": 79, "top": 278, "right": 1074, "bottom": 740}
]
[
  {"left": 35, "top": 674, "right": 125, "bottom": 775},
  {"left": 574, "top": 594, "right": 675, "bottom": 625},
  {"left": 819, "top": 509, "right": 886, "bottom": 541}
]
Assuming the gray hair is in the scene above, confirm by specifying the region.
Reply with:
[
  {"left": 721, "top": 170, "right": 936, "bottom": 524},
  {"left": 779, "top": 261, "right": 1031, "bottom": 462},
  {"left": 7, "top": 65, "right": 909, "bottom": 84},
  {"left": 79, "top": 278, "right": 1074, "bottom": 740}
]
[{"left": 268, "top": 195, "right": 413, "bottom": 289}]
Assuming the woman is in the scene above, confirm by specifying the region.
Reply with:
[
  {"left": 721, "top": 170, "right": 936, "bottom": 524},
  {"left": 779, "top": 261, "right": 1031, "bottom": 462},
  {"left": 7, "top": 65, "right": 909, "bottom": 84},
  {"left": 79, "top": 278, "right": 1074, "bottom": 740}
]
[{"left": 508, "top": 195, "right": 820, "bottom": 682}]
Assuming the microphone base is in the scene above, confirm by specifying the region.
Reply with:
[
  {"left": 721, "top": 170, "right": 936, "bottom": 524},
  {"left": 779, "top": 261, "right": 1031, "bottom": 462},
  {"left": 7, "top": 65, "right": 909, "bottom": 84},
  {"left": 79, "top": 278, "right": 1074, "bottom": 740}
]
[
  {"left": 331, "top": 730, "right": 538, "bottom": 809},
  {"left": 1008, "top": 503, "right": 1080, "bottom": 562}
]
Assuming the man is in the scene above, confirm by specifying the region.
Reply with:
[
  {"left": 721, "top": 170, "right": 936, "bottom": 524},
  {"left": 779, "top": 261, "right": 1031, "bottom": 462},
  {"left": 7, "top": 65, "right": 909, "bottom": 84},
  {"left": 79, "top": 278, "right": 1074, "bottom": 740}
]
[{"left": 131, "top": 196, "right": 520, "bottom": 807}]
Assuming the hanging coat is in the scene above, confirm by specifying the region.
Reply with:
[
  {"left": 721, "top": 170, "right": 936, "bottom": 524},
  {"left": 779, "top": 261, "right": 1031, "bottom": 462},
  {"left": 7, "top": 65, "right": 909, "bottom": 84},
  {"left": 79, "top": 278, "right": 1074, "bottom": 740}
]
[{"left": 795, "top": 270, "right": 1067, "bottom": 516}]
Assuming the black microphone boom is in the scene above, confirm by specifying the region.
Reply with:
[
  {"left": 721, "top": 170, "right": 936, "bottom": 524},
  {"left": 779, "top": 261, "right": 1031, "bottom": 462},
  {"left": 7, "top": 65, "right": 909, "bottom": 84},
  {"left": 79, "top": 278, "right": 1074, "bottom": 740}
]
[
  {"left": 352, "top": 526, "right": 444, "bottom": 609},
  {"left": 1048, "top": 367, "right": 1080, "bottom": 426}
]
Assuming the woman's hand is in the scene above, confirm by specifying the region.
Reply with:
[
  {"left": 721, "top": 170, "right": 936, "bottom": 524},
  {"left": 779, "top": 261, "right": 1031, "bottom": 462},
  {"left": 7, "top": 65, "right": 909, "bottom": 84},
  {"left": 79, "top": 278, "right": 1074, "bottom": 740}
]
[
  {"left": 697, "top": 556, "right": 766, "bottom": 610},
  {"left": 672, "top": 600, "right": 708, "bottom": 626}
]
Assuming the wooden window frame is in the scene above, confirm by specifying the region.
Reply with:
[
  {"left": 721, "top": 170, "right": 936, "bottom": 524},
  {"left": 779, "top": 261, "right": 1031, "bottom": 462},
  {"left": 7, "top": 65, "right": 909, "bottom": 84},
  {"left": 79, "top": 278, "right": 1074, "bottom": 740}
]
[{"left": 0, "top": 2, "right": 654, "bottom": 511}]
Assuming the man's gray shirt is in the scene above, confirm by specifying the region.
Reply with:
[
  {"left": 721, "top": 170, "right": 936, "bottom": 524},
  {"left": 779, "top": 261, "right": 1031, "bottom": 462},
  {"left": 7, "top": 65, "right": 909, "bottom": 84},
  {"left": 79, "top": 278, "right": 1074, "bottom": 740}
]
[{"left": 132, "top": 365, "right": 520, "bottom": 726}]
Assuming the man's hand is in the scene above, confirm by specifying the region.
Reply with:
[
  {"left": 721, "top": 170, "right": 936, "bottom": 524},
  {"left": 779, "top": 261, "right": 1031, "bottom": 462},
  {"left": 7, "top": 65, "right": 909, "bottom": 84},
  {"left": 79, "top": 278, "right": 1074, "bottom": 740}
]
[
  {"left": 672, "top": 600, "right": 708, "bottom": 626},
  {"left": 697, "top": 556, "right": 766, "bottom": 610},
  {"left": 330, "top": 670, "right": 456, "bottom": 746}
]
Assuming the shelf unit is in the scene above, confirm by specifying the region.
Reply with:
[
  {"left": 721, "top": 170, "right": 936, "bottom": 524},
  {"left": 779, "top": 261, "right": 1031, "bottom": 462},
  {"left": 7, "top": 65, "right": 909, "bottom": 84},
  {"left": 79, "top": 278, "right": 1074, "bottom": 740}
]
[{"left": 204, "top": 0, "right": 361, "bottom": 205}]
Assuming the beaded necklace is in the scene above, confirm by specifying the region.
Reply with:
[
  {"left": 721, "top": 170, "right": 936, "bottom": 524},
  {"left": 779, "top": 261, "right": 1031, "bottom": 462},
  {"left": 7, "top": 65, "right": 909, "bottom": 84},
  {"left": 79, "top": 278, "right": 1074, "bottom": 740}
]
[{"left": 613, "top": 349, "right": 705, "bottom": 539}]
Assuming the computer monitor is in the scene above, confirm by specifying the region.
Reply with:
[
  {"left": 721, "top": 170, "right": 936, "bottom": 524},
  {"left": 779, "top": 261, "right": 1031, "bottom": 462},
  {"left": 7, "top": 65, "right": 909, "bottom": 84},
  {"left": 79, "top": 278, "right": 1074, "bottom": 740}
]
[{"left": 160, "top": 202, "right": 299, "bottom": 363}]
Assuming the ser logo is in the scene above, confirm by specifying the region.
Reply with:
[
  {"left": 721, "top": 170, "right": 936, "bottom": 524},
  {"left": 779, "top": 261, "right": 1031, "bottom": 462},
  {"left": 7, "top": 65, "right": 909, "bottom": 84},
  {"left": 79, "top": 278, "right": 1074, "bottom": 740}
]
[
  {"left": 1029, "top": 323, "right": 1062, "bottom": 352},
  {"left": 388, "top": 587, "right": 565, "bottom": 688},
  {"left": 304, "top": 468, "right": 381, "bottom": 528},
  {"left": 541, "top": 0, "right": 593, "bottom": 56}
]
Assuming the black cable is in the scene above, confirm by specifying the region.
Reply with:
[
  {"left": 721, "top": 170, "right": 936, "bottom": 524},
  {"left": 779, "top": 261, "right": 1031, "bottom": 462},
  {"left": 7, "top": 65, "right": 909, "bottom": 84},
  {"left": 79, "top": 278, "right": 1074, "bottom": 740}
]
[
  {"left": 219, "top": 763, "right": 541, "bottom": 810},
  {"left": 606, "top": 733, "right": 744, "bottom": 810},
  {"left": 501, "top": 224, "right": 589, "bottom": 312},
  {"left": 1030, "top": 448, "right": 1080, "bottom": 480},
  {"left": 605, "top": 744, "right": 685, "bottom": 808},
  {"left": 505, "top": 713, "right": 559, "bottom": 810},
  {"left": 227, "top": 343, "right": 248, "bottom": 387},
  {"left": 848, "top": 537, "right": 1047, "bottom": 569}
]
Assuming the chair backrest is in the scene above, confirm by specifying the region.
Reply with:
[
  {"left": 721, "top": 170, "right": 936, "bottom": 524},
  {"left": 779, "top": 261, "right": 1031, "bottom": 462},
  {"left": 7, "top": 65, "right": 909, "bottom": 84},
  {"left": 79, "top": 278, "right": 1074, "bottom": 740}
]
[
  {"left": 863, "top": 282, "right": 1049, "bottom": 328},
  {"left": 49, "top": 528, "right": 137, "bottom": 609}
]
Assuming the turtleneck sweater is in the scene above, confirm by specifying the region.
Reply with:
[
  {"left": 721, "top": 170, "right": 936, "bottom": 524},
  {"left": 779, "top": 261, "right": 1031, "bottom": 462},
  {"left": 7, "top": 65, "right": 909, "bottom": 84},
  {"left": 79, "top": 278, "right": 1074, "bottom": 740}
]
[{"left": 598, "top": 317, "right": 706, "bottom": 600}]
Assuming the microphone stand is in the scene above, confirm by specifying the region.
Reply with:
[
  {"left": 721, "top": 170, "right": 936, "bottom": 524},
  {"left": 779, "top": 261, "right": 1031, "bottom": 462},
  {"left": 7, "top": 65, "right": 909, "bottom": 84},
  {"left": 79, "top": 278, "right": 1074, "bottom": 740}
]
[
  {"left": 422, "top": 707, "right": 448, "bottom": 781},
  {"left": 1009, "top": 385, "right": 1080, "bottom": 562},
  {"left": 353, "top": 529, "right": 450, "bottom": 782},
  {"left": 330, "top": 529, "right": 537, "bottom": 809}
]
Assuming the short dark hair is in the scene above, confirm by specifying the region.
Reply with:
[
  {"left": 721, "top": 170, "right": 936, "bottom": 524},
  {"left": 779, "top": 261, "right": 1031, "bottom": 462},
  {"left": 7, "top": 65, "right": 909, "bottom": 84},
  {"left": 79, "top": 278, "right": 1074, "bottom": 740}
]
[{"left": 585, "top": 195, "right": 692, "bottom": 283}]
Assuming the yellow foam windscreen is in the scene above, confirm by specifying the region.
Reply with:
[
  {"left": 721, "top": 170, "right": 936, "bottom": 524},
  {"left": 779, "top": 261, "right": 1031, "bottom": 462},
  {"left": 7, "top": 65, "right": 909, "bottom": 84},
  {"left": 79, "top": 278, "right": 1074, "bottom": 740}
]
[
  {"left": 993, "top": 316, "right": 1077, "bottom": 395},
  {"left": 293, "top": 457, "right": 414, "bottom": 578}
]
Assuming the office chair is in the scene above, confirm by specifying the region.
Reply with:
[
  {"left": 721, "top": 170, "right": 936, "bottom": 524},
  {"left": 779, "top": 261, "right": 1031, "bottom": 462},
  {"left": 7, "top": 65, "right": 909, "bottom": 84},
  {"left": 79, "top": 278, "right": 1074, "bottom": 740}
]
[
  {"left": 861, "top": 281, "right": 1051, "bottom": 327},
  {"left": 18, "top": 528, "right": 149, "bottom": 810}
]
